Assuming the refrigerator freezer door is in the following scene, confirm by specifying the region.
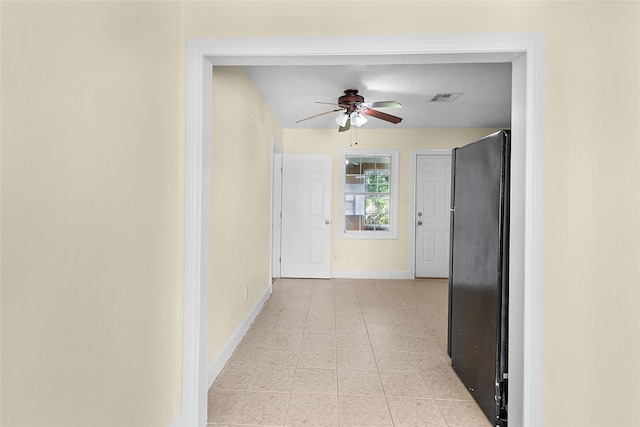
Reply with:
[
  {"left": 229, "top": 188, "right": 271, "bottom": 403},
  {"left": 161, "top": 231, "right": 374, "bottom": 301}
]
[{"left": 448, "top": 130, "right": 510, "bottom": 426}]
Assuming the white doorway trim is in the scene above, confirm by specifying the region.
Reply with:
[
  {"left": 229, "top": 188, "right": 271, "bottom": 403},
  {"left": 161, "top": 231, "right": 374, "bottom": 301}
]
[
  {"left": 409, "top": 149, "right": 453, "bottom": 279},
  {"left": 178, "top": 33, "right": 545, "bottom": 427}
]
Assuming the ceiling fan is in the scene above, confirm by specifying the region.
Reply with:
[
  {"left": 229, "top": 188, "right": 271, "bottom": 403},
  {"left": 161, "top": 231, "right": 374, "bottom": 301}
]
[{"left": 296, "top": 89, "right": 403, "bottom": 132}]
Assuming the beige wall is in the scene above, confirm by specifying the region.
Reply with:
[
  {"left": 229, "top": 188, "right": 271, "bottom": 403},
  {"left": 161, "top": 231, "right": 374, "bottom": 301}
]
[
  {"left": 209, "top": 66, "right": 283, "bottom": 359},
  {"left": 284, "top": 128, "right": 500, "bottom": 273},
  {"left": 1, "top": 2, "right": 639, "bottom": 427},
  {"left": 1, "top": 2, "right": 184, "bottom": 426}
]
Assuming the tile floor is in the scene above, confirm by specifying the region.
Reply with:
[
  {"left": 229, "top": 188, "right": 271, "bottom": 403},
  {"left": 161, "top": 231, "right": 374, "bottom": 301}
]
[{"left": 208, "top": 278, "right": 492, "bottom": 426}]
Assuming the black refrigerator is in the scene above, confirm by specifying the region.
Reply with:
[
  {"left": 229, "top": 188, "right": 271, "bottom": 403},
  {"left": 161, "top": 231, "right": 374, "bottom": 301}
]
[{"left": 448, "top": 130, "right": 510, "bottom": 426}]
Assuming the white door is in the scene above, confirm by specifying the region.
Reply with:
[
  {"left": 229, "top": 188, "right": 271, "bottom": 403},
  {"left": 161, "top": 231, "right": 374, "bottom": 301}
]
[
  {"left": 415, "top": 154, "right": 452, "bottom": 278},
  {"left": 281, "top": 154, "right": 332, "bottom": 278},
  {"left": 271, "top": 144, "right": 283, "bottom": 279}
]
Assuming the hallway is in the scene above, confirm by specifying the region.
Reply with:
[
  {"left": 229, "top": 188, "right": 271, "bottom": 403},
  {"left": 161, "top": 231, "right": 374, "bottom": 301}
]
[{"left": 208, "top": 278, "right": 491, "bottom": 426}]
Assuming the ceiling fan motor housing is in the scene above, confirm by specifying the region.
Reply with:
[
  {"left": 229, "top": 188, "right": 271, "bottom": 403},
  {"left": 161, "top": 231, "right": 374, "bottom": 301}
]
[{"left": 338, "top": 89, "right": 364, "bottom": 112}]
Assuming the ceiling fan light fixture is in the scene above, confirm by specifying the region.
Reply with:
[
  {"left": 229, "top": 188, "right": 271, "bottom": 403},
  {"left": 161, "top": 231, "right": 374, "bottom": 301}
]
[
  {"left": 336, "top": 113, "right": 350, "bottom": 127},
  {"left": 351, "top": 112, "right": 367, "bottom": 127}
]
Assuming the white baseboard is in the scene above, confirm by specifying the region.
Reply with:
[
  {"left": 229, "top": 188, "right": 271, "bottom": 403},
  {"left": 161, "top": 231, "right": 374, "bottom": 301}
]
[
  {"left": 207, "top": 285, "right": 271, "bottom": 388},
  {"left": 331, "top": 270, "right": 412, "bottom": 280}
]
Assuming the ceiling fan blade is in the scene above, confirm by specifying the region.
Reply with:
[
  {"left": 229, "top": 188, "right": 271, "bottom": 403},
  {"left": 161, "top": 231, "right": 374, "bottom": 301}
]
[
  {"left": 315, "top": 101, "right": 341, "bottom": 106},
  {"left": 362, "top": 108, "right": 403, "bottom": 124},
  {"left": 296, "top": 108, "right": 343, "bottom": 123},
  {"left": 362, "top": 101, "right": 402, "bottom": 109},
  {"left": 338, "top": 118, "right": 351, "bottom": 132}
]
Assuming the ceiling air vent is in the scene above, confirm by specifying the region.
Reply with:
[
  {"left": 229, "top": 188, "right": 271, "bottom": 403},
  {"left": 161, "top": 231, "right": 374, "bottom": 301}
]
[{"left": 430, "top": 93, "right": 464, "bottom": 102}]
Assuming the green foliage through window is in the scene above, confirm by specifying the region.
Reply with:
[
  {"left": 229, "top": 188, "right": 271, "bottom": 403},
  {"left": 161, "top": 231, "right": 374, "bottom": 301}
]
[{"left": 365, "top": 196, "right": 389, "bottom": 225}]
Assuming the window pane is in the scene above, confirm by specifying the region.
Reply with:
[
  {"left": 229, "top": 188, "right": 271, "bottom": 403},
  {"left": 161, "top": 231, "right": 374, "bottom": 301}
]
[
  {"left": 344, "top": 194, "right": 365, "bottom": 216},
  {"left": 342, "top": 151, "right": 396, "bottom": 237},
  {"left": 345, "top": 174, "right": 365, "bottom": 193},
  {"left": 345, "top": 215, "right": 363, "bottom": 231},
  {"left": 365, "top": 170, "right": 390, "bottom": 193},
  {"left": 365, "top": 196, "right": 390, "bottom": 226},
  {"left": 345, "top": 158, "right": 362, "bottom": 174}
]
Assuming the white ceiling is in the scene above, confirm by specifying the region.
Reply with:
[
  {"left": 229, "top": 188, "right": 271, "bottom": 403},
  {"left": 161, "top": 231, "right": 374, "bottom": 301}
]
[{"left": 244, "top": 62, "right": 512, "bottom": 130}]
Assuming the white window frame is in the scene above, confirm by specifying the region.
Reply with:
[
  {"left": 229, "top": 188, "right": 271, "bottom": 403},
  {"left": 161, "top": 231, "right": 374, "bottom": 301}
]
[{"left": 339, "top": 149, "right": 399, "bottom": 240}]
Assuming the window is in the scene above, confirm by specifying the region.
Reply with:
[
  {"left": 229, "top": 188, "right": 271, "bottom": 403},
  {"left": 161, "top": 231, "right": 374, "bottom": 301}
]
[{"left": 340, "top": 150, "right": 399, "bottom": 239}]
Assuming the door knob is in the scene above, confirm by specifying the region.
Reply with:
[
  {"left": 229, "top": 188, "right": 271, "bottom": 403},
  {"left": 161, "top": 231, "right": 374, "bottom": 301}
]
[
  {"left": 325, "top": 220, "right": 331, "bottom": 225},
  {"left": 417, "top": 220, "right": 423, "bottom": 226}
]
